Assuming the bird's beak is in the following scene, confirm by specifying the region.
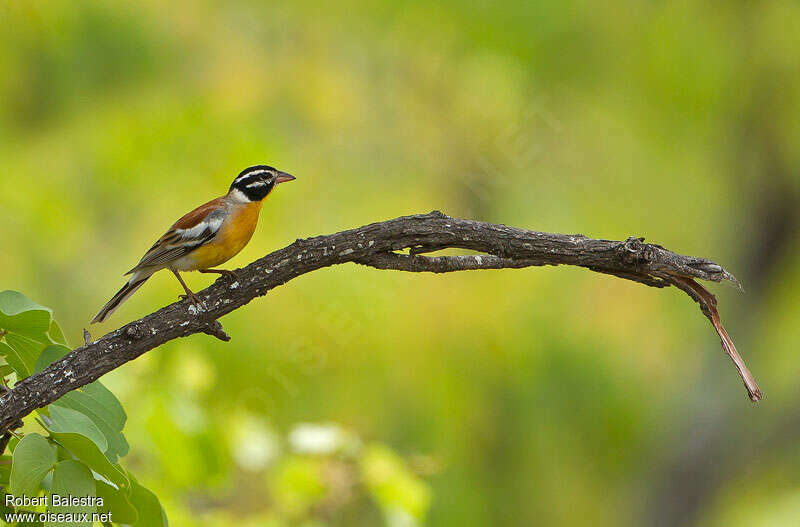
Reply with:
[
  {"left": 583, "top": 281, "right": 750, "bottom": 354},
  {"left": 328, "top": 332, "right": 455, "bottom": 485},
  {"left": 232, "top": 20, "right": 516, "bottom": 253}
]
[{"left": 275, "top": 171, "right": 296, "bottom": 184}]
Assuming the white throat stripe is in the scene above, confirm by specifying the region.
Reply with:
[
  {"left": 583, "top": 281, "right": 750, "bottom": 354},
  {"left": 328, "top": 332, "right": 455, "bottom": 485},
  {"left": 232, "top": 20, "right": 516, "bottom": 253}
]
[{"left": 229, "top": 188, "right": 251, "bottom": 202}]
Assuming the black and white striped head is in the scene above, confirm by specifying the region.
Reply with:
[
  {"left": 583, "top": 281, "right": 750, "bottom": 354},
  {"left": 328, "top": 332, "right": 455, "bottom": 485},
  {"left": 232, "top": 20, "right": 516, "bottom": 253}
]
[{"left": 229, "top": 165, "right": 296, "bottom": 202}]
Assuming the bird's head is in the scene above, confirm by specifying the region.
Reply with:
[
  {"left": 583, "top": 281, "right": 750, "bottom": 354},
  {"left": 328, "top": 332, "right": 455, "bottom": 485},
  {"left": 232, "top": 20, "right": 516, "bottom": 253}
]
[{"left": 229, "top": 165, "right": 295, "bottom": 202}]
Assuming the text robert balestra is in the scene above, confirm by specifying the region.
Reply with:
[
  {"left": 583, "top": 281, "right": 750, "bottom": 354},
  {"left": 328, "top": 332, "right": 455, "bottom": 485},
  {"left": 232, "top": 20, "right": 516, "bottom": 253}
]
[{"left": 5, "top": 494, "right": 105, "bottom": 507}]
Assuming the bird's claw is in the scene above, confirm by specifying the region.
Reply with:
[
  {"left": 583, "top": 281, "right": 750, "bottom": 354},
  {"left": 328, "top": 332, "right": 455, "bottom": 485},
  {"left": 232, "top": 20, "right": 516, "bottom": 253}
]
[
  {"left": 220, "top": 270, "right": 240, "bottom": 281},
  {"left": 179, "top": 292, "right": 205, "bottom": 309}
]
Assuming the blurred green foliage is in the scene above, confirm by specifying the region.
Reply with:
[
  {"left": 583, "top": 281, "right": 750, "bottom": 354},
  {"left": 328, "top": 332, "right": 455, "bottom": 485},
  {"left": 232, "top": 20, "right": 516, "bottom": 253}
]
[{"left": 1, "top": 0, "right": 800, "bottom": 526}]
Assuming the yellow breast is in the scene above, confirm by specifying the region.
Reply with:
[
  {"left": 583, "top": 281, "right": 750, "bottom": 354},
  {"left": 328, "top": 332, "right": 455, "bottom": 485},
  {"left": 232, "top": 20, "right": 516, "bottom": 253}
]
[{"left": 189, "top": 201, "right": 263, "bottom": 270}]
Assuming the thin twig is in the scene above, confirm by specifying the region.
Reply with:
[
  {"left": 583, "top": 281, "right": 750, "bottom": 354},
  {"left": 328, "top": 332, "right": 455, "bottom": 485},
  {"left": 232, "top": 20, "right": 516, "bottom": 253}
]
[{"left": 665, "top": 275, "right": 761, "bottom": 401}]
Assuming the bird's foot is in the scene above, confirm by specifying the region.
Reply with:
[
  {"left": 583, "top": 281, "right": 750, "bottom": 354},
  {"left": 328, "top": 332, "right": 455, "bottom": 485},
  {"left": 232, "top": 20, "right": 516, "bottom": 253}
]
[
  {"left": 179, "top": 291, "right": 205, "bottom": 309},
  {"left": 218, "top": 269, "right": 240, "bottom": 281}
]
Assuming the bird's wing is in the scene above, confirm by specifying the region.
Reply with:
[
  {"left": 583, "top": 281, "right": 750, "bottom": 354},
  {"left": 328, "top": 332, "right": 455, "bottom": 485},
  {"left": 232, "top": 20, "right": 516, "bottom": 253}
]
[{"left": 125, "top": 197, "right": 228, "bottom": 274}]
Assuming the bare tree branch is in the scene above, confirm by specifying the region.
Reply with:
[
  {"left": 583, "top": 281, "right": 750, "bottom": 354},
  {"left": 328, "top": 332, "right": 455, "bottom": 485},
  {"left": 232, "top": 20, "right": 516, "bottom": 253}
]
[{"left": 0, "top": 211, "right": 759, "bottom": 434}]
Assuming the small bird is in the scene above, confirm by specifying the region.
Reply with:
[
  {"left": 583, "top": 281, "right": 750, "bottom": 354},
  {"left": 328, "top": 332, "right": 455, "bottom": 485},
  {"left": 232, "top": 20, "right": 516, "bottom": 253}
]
[{"left": 92, "top": 165, "right": 295, "bottom": 324}]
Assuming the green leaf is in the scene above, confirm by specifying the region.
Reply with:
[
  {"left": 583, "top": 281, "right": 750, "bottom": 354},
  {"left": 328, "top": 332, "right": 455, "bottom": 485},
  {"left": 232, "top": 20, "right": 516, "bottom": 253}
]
[
  {"left": 36, "top": 347, "right": 129, "bottom": 463},
  {"left": 48, "top": 321, "right": 68, "bottom": 346},
  {"left": 95, "top": 479, "right": 138, "bottom": 524},
  {"left": 0, "top": 341, "right": 28, "bottom": 380},
  {"left": 0, "top": 363, "right": 15, "bottom": 378},
  {"left": 0, "top": 291, "right": 52, "bottom": 340},
  {"left": 45, "top": 406, "right": 108, "bottom": 453},
  {"left": 8, "top": 435, "right": 19, "bottom": 454},
  {"left": 47, "top": 431, "right": 128, "bottom": 490},
  {"left": 63, "top": 385, "right": 127, "bottom": 437},
  {"left": 47, "top": 460, "right": 95, "bottom": 527},
  {"left": 55, "top": 388, "right": 129, "bottom": 463},
  {"left": 127, "top": 475, "right": 168, "bottom": 527},
  {"left": 0, "top": 456, "right": 11, "bottom": 485},
  {"left": 1, "top": 335, "right": 44, "bottom": 378},
  {"left": 10, "top": 433, "right": 57, "bottom": 498},
  {"left": 0, "top": 293, "right": 62, "bottom": 379}
]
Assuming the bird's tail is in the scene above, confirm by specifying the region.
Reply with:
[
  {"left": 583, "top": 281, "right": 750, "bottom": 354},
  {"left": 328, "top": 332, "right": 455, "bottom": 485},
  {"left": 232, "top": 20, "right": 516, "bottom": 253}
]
[{"left": 91, "top": 273, "right": 151, "bottom": 324}]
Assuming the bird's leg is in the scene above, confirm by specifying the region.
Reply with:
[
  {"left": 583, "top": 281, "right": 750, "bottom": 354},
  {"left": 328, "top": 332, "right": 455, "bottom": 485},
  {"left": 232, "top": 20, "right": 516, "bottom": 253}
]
[
  {"left": 171, "top": 269, "right": 204, "bottom": 307},
  {"left": 199, "top": 268, "right": 240, "bottom": 281}
]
